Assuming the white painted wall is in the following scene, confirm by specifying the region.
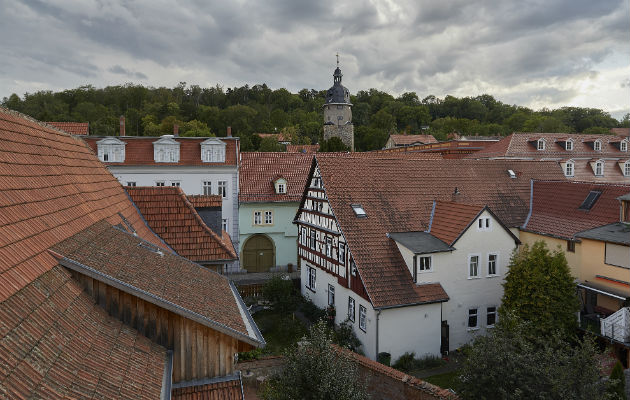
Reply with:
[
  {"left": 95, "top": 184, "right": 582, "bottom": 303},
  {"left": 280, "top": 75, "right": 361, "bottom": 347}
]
[{"left": 396, "top": 210, "right": 518, "bottom": 351}]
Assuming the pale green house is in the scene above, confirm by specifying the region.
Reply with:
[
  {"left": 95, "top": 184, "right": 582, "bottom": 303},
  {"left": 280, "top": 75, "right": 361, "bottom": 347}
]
[{"left": 239, "top": 152, "right": 313, "bottom": 272}]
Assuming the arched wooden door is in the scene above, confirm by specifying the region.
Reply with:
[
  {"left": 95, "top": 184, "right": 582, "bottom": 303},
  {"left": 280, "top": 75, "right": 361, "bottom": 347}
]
[{"left": 242, "top": 234, "right": 275, "bottom": 273}]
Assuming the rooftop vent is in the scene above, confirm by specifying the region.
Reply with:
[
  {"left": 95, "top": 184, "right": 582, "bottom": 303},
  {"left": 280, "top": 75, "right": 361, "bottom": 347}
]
[
  {"left": 578, "top": 191, "right": 602, "bottom": 211},
  {"left": 351, "top": 204, "right": 367, "bottom": 218},
  {"left": 508, "top": 169, "right": 516, "bottom": 179},
  {"left": 138, "top": 241, "right": 164, "bottom": 256}
]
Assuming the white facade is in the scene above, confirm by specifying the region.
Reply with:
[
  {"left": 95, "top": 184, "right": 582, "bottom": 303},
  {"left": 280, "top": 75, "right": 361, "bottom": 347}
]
[{"left": 395, "top": 209, "right": 518, "bottom": 351}]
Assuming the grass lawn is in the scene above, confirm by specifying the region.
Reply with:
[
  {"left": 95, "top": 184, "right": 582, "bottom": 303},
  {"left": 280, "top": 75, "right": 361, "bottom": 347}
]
[
  {"left": 253, "top": 309, "right": 307, "bottom": 355},
  {"left": 423, "top": 370, "right": 460, "bottom": 391}
]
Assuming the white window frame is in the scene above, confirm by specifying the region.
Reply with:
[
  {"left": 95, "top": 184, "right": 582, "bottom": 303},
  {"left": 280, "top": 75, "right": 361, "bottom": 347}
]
[
  {"left": 155, "top": 181, "right": 165, "bottom": 187},
  {"left": 264, "top": 210, "right": 273, "bottom": 225},
  {"left": 222, "top": 218, "right": 228, "bottom": 232},
  {"left": 348, "top": 297, "right": 355, "bottom": 322},
  {"left": 413, "top": 255, "right": 433, "bottom": 282},
  {"left": 310, "top": 229, "right": 317, "bottom": 250},
  {"left": 170, "top": 181, "right": 181, "bottom": 187},
  {"left": 621, "top": 140, "right": 628, "bottom": 152},
  {"left": 595, "top": 160, "right": 604, "bottom": 176},
  {"left": 200, "top": 139, "right": 226, "bottom": 163},
  {"left": 202, "top": 181, "right": 212, "bottom": 196},
  {"left": 468, "top": 254, "right": 481, "bottom": 278},
  {"left": 564, "top": 161, "right": 574, "bottom": 177},
  {"left": 624, "top": 161, "right": 630, "bottom": 177},
  {"left": 307, "top": 266, "right": 316, "bottom": 291},
  {"left": 477, "top": 217, "right": 491, "bottom": 231},
  {"left": 565, "top": 139, "right": 573, "bottom": 151},
  {"left": 126, "top": 181, "right": 136, "bottom": 187},
  {"left": 359, "top": 305, "right": 367, "bottom": 332},
  {"left": 328, "top": 284, "right": 335, "bottom": 306},
  {"left": 254, "top": 211, "right": 262, "bottom": 225},
  {"left": 325, "top": 236, "right": 332, "bottom": 258},
  {"left": 218, "top": 181, "right": 227, "bottom": 198},
  {"left": 487, "top": 253, "right": 498, "bottom": 276},
  {"left": 487, "top": 306, "right": 497, "bottom": 328},
  {"left": 593, "top": 139, "right": 602, "bottom": 151},
  {"left": 468, "top": 308, "right": 479, "bottom": 330},
  {"left": 339, "top": 243, "right": 346, "bottom": 266},
  {"left": 537, "top": 139, "right": 545, "bottom": 150}
]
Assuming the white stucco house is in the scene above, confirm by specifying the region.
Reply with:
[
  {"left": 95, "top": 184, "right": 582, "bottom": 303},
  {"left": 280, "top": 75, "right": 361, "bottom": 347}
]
[
  {"left": 293, "top": 155, "right": 564, "bottom": 361},
  {"left": 84, "top": 134, "right": 241, "bottom": 270}
]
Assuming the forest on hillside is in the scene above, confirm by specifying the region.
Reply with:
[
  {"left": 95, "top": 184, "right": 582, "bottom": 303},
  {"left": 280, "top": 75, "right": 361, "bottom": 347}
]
[{"left": 3, "top": 83, "right": 628, "bottom": 151}]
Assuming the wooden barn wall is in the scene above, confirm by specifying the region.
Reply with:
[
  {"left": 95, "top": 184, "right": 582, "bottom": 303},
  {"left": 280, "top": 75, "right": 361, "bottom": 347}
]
[{"left": 69, "top": 270, "right": 253, "bottom": 383}]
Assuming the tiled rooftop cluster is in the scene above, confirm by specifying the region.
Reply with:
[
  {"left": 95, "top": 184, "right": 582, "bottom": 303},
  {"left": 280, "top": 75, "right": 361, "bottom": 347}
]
[
  {"left": 311, "top": 156, "right": 567, "bottom": 308},
  {"left": 126, "top": 186, "right": 237, "bottom": 262},
  {"left": 388, "top": 134, "right": 438, "bottom": 146},
  {"left": 45, "top": 121, "right": 90, "bottom": 135}
]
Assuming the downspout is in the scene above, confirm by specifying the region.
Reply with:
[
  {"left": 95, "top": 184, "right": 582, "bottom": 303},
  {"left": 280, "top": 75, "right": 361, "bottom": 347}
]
[{"left": 375, "top": 309, "right": 381, "bottom": 359}]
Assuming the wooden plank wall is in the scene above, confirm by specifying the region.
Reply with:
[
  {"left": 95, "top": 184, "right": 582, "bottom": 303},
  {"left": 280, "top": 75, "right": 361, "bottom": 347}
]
[{"left": 69, "top": 270, "right": 253, "bottom": 383}]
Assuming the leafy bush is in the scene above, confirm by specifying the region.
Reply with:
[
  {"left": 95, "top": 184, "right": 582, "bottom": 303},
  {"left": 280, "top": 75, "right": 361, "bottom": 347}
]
[
  {"left": 263, "top": 276, "right": 296, "bottom": 314},
  {"left": 392, "top": 352, "right": 417, "bottom": 372},
  {"left": 333, "top": 320, "right": 363, "bottom": 354},
  {"left": 299, "top": 296, "right": 327, "bottom": 323},
  {"left": 238, "top": 348, "right": 263, "bottom": 361},
  {"left": 392, "top": 352, "right": 445, "bottom": 373},
  {"left": 607, "top": 360, "right": 627, "bottom": 400}
]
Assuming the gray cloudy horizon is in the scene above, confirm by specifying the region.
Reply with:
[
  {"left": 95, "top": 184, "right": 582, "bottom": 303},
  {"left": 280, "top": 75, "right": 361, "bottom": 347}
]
[{"left": 1, "top": 0, "right": 628, "bottom": 119}]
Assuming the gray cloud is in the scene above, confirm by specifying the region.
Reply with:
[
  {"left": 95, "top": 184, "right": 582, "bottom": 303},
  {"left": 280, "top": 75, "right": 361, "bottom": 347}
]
[{"left": 0, "top": 0, "right": 627, "bottom": 117}]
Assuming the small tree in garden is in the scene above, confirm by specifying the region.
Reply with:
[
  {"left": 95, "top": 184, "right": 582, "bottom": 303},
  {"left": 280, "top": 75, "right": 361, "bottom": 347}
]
[
  {"left": 607, "top": 360, "right": 627, "bottom": 400},
  {"left": 501, "top": 241, "right": 579, "bottom": 339},
  {"left": 263, "top": 275, "right": 297, "bottom": 314},
  {"left": 261, "top": 321, "right": 368, "bottom": 400}
]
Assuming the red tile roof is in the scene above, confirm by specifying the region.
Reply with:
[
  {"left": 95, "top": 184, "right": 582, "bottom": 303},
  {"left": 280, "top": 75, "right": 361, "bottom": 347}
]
[
  {"left": 256, "top": 133, "right": 291, "bottom": 142},
  {"left": 172, "top": 379, "right": 243, "bottom": 400},
  {"left": 611, "top": 128, "right": 630, "bottom": 137},
  {"left": 50, "top": 220, "right": 258, "bottom": 343},
  {"left": 46, "top": 121, "right": 89, "bottom": 135},
  {"left": 522, "top": 180, "right": 630, "bottom": 240},
  {"left": 286, "top": 144, "right": 320, "bottom": 153},
  {"left": 82, "top": 136, "right": 239, "bottom": 166},
  {"left": 127, "top": 187, "right": 237, "bottom": 262},
  {"left": 240, "top": 152, "right": 314, "bottom": 203},
  {"left": 0, "top": 266, "right": 167, "bottom": 399},
  {"left": 471, "top": 133, "right": 629, "bottom": 159},
  {"left": 188, "top": 194, "right": 223, "bottom": 208},
  {"left": 309, "top": 156, "right": 567, "bottom": 308},
  {"left": 388, "top": 134, "right": 438, "bottom": 146},
  {"left": 430, "top": 201, "right": 485, "bottom": 245}
]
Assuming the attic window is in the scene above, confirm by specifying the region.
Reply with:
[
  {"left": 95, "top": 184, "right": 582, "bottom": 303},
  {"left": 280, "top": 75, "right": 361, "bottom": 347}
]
[
  {"left": 537, "top": 139, "right": 545, "bottom": 150},
  {"left": 566, "top": 139, "right": 573, "bottom": 151},
  {"left": 578, "top": 191, "right": 602, "bottom": 211},
  {"left": 274, "top": 178, "right": 287, "bottom": 194},
  {"left": 351, "top": 204, "right": 367, "bottom": 218},
  {"left": 621, "top": 140, "right": 628, "bottom": 152},
  {"left": 593, "top": 140, "right": 602, "bottom": 151},
  {"left": 507, "top": 169, "right": 516, "bottom": 179}
]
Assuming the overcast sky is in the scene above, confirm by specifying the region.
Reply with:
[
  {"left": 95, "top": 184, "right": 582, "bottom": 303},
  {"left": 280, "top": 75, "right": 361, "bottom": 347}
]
[{"left": 1, "top": 0, "right": 628, "bottom": 119}]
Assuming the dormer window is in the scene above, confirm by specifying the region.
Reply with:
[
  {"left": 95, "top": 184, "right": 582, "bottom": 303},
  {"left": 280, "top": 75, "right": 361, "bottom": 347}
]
[
  {"left": 594, "top": 160, "right": 604, "bottom": 176},
  {"left": 564, "top": 160, "right": 574, "bottom": 177},
  {"left": 274, "top": 178, "right": 287, "bottom": 194},
  {"left": 621, "top": 140, "right": 628, "bottom": 152},
  {"left": 351, "top": 204, "right": 367, "bottom": 218},
  {"left": 200, "top": 138, "right": 226, "bottom": 163},
  {"left": 96, "top": 137, "right": 126, "bottom": 162},
  {"left": 153, "top": 135, "right": 180, "bottom": 163},
  {"left": 593, "top": 139, "right": 602, "bottom": 151},
  {"left": 565, "top": 139, "right": 573, "bottom": 151},
  {"left": 624, "top": 161, "right": 630, "bottom": 177},
  {"left": 537, "top": 139, "right": 545, "bottom": 150}
]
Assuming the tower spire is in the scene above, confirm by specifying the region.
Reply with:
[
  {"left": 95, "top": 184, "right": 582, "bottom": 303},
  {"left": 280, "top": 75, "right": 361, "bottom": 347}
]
[{"left": 336, "top": 52, "right": 339, "bottom": 67}]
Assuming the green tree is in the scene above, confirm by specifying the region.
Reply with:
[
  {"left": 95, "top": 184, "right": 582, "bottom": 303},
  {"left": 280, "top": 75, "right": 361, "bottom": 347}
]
[
  {"left": 607, "top": 360, "right": 627, "bottom": 400},
  {"left": 500, "top": 241, "right": 579, "bottom": 338},
  {"left": 319, "top": 137, "right": 350, "bottom": 152},
  {"left": 258, "top": 137, "right": 285, "bottom": 152},
  {"left": 459, "top": 315, "right": 604, "bottom": 400},
  {"left": 261, "top": 321, "right": 368, "bottom": 400}
]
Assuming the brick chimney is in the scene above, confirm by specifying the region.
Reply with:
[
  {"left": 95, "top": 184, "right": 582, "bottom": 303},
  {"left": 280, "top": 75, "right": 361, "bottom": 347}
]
[
  {"left": 227, "top": 126, "right": 232, "bottom": 137},
  {"left": 119, "top": 116, "right": 125, "bottom": 136},
  {"left": 173, "top": 124, "right": 179, "bottom": 137}
]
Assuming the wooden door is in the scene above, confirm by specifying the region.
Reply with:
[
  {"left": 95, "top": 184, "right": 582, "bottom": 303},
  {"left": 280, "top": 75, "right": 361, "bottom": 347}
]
[{"left": 242, "top": 235, "right": 274, "bottom": 272}]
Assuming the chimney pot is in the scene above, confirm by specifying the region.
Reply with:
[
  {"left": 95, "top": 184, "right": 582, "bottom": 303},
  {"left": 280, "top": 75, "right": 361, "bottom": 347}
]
[
  {"left": 227, "top": 126, "right": 232, "bottom": 137},
  {"left": 173, "top": 124, "right": 179, "bottom": 136}
]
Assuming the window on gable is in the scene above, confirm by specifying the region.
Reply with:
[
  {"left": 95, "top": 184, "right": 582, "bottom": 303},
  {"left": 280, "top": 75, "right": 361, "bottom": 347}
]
[
  {"left": 478, "top": 217, "right": 491, "bottom": 230},
  {"left": 310, "top": 229, "right": 317, "bottom": 250},
  {"left": 469, "top": 255, "right": 480, "bottom": 278},
  {"left": 565, "top": 140, "right": 573, "bottom": 151},
  {"left": 537, "top": 139, "right": 545, "bottom": 150},
  {"left": 126, "top": 181, "right": 136, "bottom": 187},
  {"left": 325, "top": 236, "right": 332, "bottom": 258},
  {"left": 359, "top": 305, "right": 367, "bottom": 332},
  {"left": 624, "top": 161, "right": 630, "bottom": 177},
  {"left": 593, "top": 140, "right": 602, "bottom": 151},
  {"left": 277, "top": 182, "right": 286, "bottom": 194},
  {"left": 202, "top": 181, "right": 212, "bottom": 196},
  {"left": 201, "top": 143, "right": 226, "bottom": 163},
  {"left": 621, "top": 140, "right": 628, "bottom": 152},
  {"left": 565, "top": 161, "right": 574, "bottom": 177},
  {"left": 594, "top": 161, "right": 604, "bottom": 176},
  {"left": 328, "top": 284, "right": 335, "bottom": 306},
  {"left": 348, "top": 297, "right": 355, "bottom": 322},
  {"left": 468, "top": 308, "right": 478, "bottom": 329},
  {"left": 579, "top": 191, "right": 602, "bottom": 210},
  {"left": 339, "top": 243, "right": 346, "bottom": 266},
  {"left": 351, "top": 204, "right": 367, "bottom": 218}
]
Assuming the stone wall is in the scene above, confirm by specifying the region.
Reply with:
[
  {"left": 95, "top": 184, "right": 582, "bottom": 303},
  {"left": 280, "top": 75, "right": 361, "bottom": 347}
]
[{"left": 323, "top": 124, "right": 354, "bottom": 151}]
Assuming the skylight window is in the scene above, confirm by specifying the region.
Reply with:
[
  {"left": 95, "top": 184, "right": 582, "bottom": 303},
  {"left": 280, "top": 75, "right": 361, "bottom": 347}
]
[
  {"left": 578, "top": 191, "right": 602, "bottom": 211},
  {"left": 507, "top": 169, "right": 516, "bottom": 179},
  {"left": 351, "top": 204, "right": 367, "bottom": 218}
]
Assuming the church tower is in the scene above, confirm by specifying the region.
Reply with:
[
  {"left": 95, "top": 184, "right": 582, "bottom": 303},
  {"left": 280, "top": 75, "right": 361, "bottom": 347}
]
[{"left": 323, "top": 55, "right": 354, "bottom": 151}]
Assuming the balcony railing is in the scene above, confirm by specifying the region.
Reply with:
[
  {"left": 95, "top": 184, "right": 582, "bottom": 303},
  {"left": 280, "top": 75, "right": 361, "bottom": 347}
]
[{"left": 580, "top": 307, "right": 630, "bottom": 344}]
